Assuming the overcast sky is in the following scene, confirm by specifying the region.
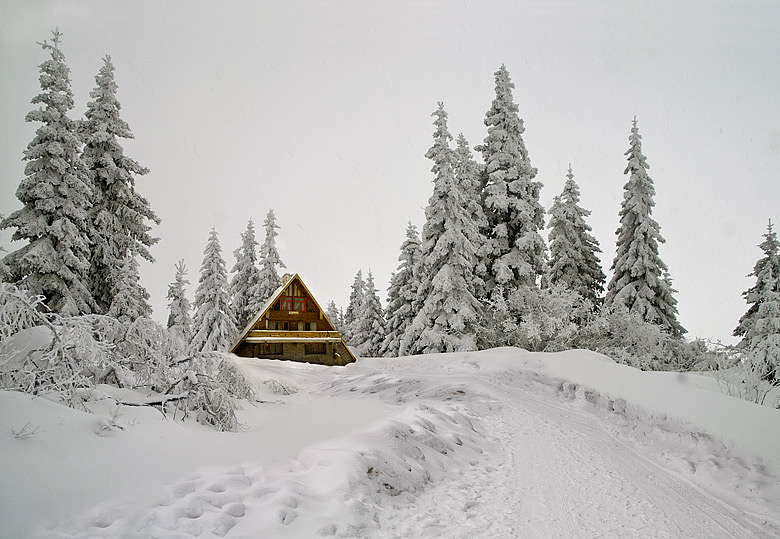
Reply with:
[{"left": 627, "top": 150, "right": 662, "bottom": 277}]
[{"left": 2, "top": 0, "right": 779, "bottom": 344}]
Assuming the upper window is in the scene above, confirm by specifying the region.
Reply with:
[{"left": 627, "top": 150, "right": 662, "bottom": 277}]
[{"left": 279, "top": 296, "right": 306, "bottom": 312}]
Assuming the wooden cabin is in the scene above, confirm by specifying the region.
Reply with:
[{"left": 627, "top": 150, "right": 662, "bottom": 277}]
[{"left": 231, "top": 273, "right": 356, "bottom": 366}]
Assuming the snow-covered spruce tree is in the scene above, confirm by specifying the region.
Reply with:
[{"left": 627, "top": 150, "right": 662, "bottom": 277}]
[
  {"left": 167, "top": 259, "right": 193, "bottom": 343},
  {"left": 476, "top": 64, "right": 546, "bottom": 298},
  {"left": 455, "top": 133, "right": 489, "bottom": 298},
  {"left": 605, "top": 117, "right": 685, "bottom": 337},
  {"left": 106, "top": 250, "right": 151, "bottom": 323},
  {"left": 250, "top": 209, "right": 286, "bottom": 310},
  {"left": 350, "top": 271, "right": 386, "bottom": 357},
  {"left": 400, "top": 103, "right": 483, "bottom": 355},
  {"left": 547, "top": 164, "right": 605, "bottom": 304},
  {"left": 381, "top": 222, "right": 422, "bottom": 357},
  {"left": 325, "top": 300, "right": 343, "bottom": 333},
  {"left": 734, "top": 220, "right": 780, "bottom": 381},
  {"left": 191, "top": 228, "right": 237, "bottom": 353},
  {"left": 230, "top": 219, "right": 261, "bottom": 329},
  {"left": 1, "top": 31, "right": 95, "bottom": 315},
  {"left": 343, "top": 270, "right": 366, "bottom": 343},
  {"left": 81, "top": 55, "right": 160, "bottom": 314}
]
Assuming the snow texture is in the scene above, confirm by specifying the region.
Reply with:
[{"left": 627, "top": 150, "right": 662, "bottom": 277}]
[{"left": 2, "top": 349, "right": 778, "bottom": 538}]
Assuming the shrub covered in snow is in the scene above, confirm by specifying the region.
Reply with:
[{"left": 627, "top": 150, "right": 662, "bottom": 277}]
[{"left": 0, "top": 283, "right": 255, "bottom": 431}]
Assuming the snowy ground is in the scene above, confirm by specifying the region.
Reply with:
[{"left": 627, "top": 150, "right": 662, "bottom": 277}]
[{"left": 1, "top": 348, "right": 779, "bottom": 538}]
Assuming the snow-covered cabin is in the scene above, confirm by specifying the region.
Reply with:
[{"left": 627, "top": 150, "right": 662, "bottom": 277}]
[{"left": 230, "top": 273, "right": 356, "bottom": 366}]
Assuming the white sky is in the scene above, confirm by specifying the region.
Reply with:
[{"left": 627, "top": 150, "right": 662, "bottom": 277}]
[{"left": 1, "top": 0, "right": 779, "bottom": 344}]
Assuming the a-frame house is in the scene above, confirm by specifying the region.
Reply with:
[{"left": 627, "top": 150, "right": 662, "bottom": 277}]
[{"left": 231, "top": 273, "right": 357, "bottom": 366}]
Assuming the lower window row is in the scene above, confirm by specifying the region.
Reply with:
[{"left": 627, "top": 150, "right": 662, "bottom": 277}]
[{"left": 252, "top": 343, "right": 327, "bottom": 356}]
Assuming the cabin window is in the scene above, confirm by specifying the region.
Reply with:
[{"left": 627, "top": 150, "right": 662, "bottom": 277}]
[
  {"left": 279, "top": 296, "right": 306, "bottom": 312},
  {"left": 255, "top": 343, "right": 283, "bottom": 356},
  {"left": 269, "top": 321, "right": 289, "bottom": 330},
  {"left": 305, "top": 322, "right": 317, "bottom": 331},
  {"left": 305, "top": 343, "right": 326, "bottom": 354}
]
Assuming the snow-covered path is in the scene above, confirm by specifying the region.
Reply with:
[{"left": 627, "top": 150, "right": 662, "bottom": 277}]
[{"left": 373, "top": 371, "right": 772, "bottom": 538}]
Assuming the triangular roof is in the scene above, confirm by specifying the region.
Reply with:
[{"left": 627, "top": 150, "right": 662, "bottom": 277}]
[{"left": 230, "top": 273, "right": 342, "bottom": 354}]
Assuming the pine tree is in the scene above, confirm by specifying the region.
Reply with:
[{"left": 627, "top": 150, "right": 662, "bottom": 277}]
[
  {"left": 325, "top": 300, "right": 343, "bottom": 333},
  {"left": 350, "top": 271, "right": 386, "bottom": 357},
  {"left": 106, "top": 250, "right": 151, "bottom": 323},
  {"left": 735, "top": 221, "right": 780, "bottom": 380},
  {"left": 191, "top": 228, "right": 237, "bottom": 353},
  {"left": 167, "top": 259, "right": 193, "bottom": 343},
  {"left": 476, "top": 64, "right": 546, "bottom": 297},
  {"left": 81, "top": 55, "right": 160, "bottom": 314},
  {"left": 343, "top": 270, "right": 366, "bottom": 343},
  {"left": 230, "top": 219, "right": 261, "bottom": 329},
  {"left": 400, "top": 103, "right": 483, "bottom": 355},
  {"left": 605, "top": 117, "right": 685, "bottom": 336},
  {"left": 455, "top": 133, "right": 489, "bottom": 298},
  {"left": 1, "top": 30, "right": 95, "bottom": 315},
  {"left": 251, "top": 209, "right": 286, "bottom": 310},
  {"left": 547, "top": 164, "right": 605, "bottom": 304},
  {"left": 381, "top": 222, "right": 422, "bottom": 357}
]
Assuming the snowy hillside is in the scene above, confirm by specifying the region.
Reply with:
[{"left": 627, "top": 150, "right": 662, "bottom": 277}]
[{"left": 2, "top": 349, "right": 779, "bottom": 538}]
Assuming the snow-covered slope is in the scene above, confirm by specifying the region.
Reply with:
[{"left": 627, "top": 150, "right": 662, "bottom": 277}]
[{"left": 1, "top": 348, "right": 778, "bottom": 538}]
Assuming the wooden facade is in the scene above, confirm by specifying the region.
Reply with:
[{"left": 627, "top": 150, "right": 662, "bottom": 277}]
[{"left": 231, "top": 274, "right": 356, "bottom": 366}]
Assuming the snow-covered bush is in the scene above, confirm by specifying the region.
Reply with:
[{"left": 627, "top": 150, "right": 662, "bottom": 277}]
[
  {"left": 573, "top": 303, "right": 701, "bottom": 371},
  {"left": 478, "top": 285, "right": 591, "bottom": 352},
  {"left": 0, "top": 284, "right": 107, "bottom": 407},
  {"left": 166, "top": 352, "right": 255, "bottom": 432},
  {"left": 707, "top": 343, "right": 779, "bottom": 406},
  {"left": 0, "top": 283, "right": 254, "bottom": 431}
]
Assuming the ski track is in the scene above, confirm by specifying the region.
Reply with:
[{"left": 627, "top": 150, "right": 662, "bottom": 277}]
[
  {"left": 39, "top": 361, "right": 778, "bottom": 538},
  {"left": 369, "top": 372, "right": 775, "bottom": 539}
]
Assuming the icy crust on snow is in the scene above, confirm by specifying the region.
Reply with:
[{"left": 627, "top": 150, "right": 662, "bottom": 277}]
[{"left": 4, "top": 349, "right": 780, "bottom": 537}]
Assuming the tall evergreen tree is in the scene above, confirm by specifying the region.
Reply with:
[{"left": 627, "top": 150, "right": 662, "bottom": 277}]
[
  {"left": 167, "top": 259, "right": 193, "bottom": 343},
  {"left": 81, "top": 55, "right": 160, "bottom": 314},
  {"left": 381, "top": 222, "right": 422, "bottom": 357},
  {"left": 734, "top": 221, "right": 780, "bottom": 348},
  {"left": 230, "top": 219, "right": 261, "bottom": 329},
  {"left": 106, "top": 250, "right": 151, "bottom": 323},
  {"left": 400, "top": 103, "right": 483, "bottom": 355},
  {"left": 251, "top": 209, "right": 286, "bottom": 309},
  {"left": 191, "top": 228, "right": 237, "bottom": 353},
  {"left": 547, "top": 164, "right": 605, "bottom": 304},
  {"left": 476, "top": 64, "right": 547, "bottom": 297},
  {"left": 325, "top": 300, "right": 343, "bottom": 333},
  {"left": 605, "top": 117, "right": 684, "bottom": 336},
  {"left": 1, "top": 30, "right": 95, "bottom": 315},
  {"left": 455, "top": 133, "right": 489, "bottom": 298},
  {"left": 351, "top": 271, "right": 386, "bottom": 357},
  {"left": 343, "top": 270, "right": 366, "bottom": 343}
]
